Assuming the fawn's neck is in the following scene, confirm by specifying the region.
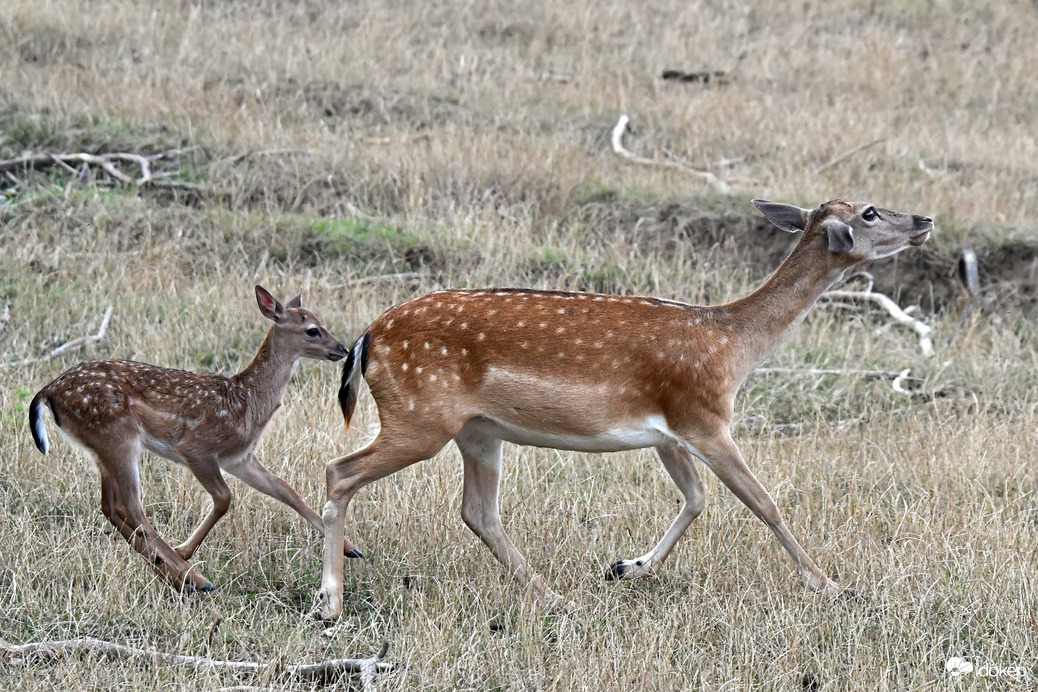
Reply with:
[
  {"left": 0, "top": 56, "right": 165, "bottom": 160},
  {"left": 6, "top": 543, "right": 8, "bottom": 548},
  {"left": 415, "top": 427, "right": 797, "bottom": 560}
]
[{"left": 232, "top": 329, "right": 299, "bottom": 422}]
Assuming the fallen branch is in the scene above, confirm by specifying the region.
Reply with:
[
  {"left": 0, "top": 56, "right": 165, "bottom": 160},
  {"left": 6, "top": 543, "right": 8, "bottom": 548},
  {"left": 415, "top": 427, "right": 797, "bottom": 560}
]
[
  {"left": 752, "top": 367, "right": 923, "bottom": 384},
  {"left": 821, "top": 289, "right": 934, "bottom": 356},
  {"left": 0, "top": 637, "right": 392, "bottom": 685},
  {"left": 360, "top": 642, "right": 391, "bottom": 692},
  {"left": 0, "top": 150, "right": 203, "bottom": 192},
  {"left": 0, "top": 306, "right": 112, "bottom": 369},
  {"left": 735, "top": 414, "right": 862, "bottom": 435},
  {"left": 814, "top": 137, "right": 887, "bottom": 175},
  {"left": 610, "top": 115, "right": 732, "bottom": 194}
]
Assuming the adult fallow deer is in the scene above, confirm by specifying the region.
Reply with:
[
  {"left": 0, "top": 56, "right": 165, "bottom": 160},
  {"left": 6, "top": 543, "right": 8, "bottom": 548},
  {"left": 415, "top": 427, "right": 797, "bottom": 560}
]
[
  {"left": 30, "top": 286, "right": 348, "bottom": 592},
  {"left": 317, "top": 199, "right": 933, "bottom": 620}
]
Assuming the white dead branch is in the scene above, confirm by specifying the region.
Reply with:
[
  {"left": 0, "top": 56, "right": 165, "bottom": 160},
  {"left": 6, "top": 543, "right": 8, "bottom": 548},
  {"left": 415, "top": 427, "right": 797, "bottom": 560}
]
[
  {"left": 0, "top": 149, "right": 203, "bottom": 191},
  {"left": 753, "top": 367, "right": 924, "bottom": 396},
  {"left": 821, "top": 289, "right": 934, "bottom": 356},
  {"left": 0, "top": 306, "right": 113, "bottom": 369},
  {"left": 610, "top": 115, "right": 732, "bottom": 194},
  {"left": 0, "top": 637, "right": 392, "bottom": 686},
  {"left": 752, "top": 367, "right": 923, "bottom": 383}
]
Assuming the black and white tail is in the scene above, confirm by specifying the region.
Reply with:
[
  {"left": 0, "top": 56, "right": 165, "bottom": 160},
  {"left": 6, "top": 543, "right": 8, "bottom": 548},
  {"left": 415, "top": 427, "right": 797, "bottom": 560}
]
[
  {"left": 338, "top": 331, "right": 371, "bottom": 431},
  {"left": 28, "top": 391, "right": 49, "bottom": 455}
]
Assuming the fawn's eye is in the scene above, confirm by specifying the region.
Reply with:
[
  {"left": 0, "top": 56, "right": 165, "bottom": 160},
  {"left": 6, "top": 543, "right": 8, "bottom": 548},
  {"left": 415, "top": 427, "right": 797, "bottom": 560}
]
[
  {"left": 862, "top": 207, "right": 877, "bottom": 221},
  {"left": 305, "top": 327, "right": 321, "bottom": 338}
]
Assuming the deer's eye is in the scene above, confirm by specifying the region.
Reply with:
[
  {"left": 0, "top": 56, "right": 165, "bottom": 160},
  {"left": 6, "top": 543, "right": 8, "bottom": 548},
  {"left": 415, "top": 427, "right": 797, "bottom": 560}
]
[
  {"left": 305, "top": 327, "right": 321, "bottom": 338},
  {"left": 862, "top": 207, "right": 877, "bottom": 221}
]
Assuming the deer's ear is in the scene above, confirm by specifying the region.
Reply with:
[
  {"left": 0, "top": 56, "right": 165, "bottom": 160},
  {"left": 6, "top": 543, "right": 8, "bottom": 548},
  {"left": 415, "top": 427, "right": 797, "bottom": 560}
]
[
  {"left": 753, "top": 199, "right": 810, "bottom": 233},
  {"left": 255, "top": 285, "right": 287, "bottom": 323},
  {"left": 822, "top": 218, "right": 855, "bottom": 253},
  {"left": 285, "top": 294, "right": 302, "bottom": 309}
]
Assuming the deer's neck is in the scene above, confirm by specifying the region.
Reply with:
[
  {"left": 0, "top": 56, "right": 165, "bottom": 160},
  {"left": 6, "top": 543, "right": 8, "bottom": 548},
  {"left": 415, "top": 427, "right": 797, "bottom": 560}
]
[
  {"left": 722, "top": 235, "right": 846, "bottom": 379},
  {"left": 232, "top": 330, "right": 298, "bottom": 422}
]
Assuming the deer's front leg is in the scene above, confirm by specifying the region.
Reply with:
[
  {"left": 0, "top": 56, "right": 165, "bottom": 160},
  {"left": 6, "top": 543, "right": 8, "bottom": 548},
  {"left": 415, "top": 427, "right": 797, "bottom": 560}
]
[{"left": 696, "top": 431, "right": 839, "bottom": 593}]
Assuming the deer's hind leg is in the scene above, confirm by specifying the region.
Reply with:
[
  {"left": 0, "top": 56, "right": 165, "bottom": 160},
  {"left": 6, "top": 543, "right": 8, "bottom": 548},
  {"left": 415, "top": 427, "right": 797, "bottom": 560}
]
[
  {"left": 318, "top": 422, "right": 456, "bottom": 621},
  {"left": 96, "top": 439, "right": 214, "bottom": 593}
]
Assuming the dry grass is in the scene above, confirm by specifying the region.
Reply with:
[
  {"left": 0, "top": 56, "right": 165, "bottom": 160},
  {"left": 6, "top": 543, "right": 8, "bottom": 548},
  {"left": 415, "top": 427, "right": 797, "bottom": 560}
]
[{"left": 1, "top": 0, "right": 1037, "bottom": 689}]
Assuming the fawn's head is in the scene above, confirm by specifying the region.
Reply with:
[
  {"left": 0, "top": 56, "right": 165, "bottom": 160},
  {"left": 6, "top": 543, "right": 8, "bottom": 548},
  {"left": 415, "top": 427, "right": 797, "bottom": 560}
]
[
  {"left": 753, "top": 198, "right": 932, "bottom": 264},
  {"left": 255, "top": 285, "right": 348, "bottom": 362}
]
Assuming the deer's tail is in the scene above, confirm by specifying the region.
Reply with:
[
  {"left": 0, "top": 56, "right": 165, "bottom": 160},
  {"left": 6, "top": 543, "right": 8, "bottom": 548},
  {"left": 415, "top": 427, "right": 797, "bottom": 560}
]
[{"left": 338, "top": 331, "right": 371, "bottom": 431}]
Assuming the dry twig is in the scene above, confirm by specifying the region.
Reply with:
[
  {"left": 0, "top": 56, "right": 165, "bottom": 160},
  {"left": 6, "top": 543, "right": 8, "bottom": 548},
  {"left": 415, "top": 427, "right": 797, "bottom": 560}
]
[
  {"left": 822, "top": 289, "right": 934, "bottom": 356},
  {"left": 0, "top": 150, "right": 203, "bottom": 192},
  {"left": 0, "top": 306, "right": 113, "bottom": 369},
  {"left": 814, "top": 137, "right": 888, "bottom": 175},
  {"left": 0, "top": 637, "right": 393, "bottom": 685},
  {"left": 610, "top": 115, "right": 732, "bottom": 194},
  {"left": 753, "top": 367, "right": 923, "bottom": 385}
]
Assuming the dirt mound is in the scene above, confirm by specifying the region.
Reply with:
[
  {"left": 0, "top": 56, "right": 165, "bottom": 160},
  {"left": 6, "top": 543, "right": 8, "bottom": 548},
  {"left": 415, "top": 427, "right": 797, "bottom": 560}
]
[{"left": 580, "top": 199, "right": 1036, "bottom": 316}]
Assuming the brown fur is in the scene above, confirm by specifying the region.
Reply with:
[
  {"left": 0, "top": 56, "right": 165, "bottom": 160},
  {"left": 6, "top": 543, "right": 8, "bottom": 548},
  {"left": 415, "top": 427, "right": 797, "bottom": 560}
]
[
  {"left": 31, "top": 286, "right": 348, "bottom": 592},
  {"left": 317, "top": 200, "right": 934, "bottom": 621}
]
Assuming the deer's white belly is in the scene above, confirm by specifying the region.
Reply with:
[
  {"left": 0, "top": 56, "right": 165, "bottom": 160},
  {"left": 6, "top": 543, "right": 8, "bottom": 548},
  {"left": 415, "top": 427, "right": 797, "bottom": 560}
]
[{"left": 464, "top": 414, "right": 676, "bottom": 453}]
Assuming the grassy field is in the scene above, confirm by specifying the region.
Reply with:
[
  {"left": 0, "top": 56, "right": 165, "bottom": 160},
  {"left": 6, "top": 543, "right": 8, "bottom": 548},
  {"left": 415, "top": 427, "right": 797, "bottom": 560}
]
[{"left": 1, "top": 0, "right": 1037, "bottom": 689}]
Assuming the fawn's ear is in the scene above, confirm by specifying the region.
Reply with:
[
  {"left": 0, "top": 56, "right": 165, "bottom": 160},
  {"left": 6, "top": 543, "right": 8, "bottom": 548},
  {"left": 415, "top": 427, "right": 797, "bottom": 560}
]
[
  {"left": 255, "top": 285, "right": 288, "bottom": 323},
  {"left": 822, "top": 218, "right": 855, "bottom": 254},
  {"left": 753, "top": 199, "right": 810, "bottom": 233},
  {"left": 285, "top": 294, "right": 302, "bottom": 309}
]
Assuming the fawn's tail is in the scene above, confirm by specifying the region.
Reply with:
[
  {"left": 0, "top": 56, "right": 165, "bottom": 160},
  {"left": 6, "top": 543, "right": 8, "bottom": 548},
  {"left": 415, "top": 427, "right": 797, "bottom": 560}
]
[{"left": 28, "top": 391, "right": 50, "bottom": 455}]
